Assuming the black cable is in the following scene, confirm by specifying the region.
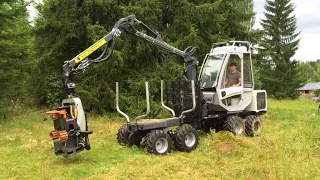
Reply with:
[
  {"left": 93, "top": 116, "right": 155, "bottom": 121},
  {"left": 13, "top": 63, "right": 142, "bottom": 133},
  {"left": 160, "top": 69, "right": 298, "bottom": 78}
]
[
  {"left": 90, "top": 41, "right": 110, "bottom": 62},
  {"left": 89, "top": 22, "right": 126, "bottom": 63},
  {"left": 90, "top": 38, "right": 115, "bottom": 63},
  {"left": 89, "top": 41, "right": 112, "bottom": 63}
]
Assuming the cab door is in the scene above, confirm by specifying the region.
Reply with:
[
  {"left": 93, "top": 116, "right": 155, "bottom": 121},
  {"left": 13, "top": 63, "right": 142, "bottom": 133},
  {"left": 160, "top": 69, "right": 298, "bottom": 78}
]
[{"left": 217, "top": 53, "right": 244, "bottom": 110}]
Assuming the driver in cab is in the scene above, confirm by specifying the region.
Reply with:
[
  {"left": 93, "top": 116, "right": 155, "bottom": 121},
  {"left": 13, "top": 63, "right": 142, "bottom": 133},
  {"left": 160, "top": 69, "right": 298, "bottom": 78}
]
[{"left": 224, "top": 63, "right": 242, "bottom": 88}]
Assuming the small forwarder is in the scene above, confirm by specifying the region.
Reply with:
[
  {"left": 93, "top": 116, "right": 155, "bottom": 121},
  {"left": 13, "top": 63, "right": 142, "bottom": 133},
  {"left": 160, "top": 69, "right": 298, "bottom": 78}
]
[
  {"left": 46, "top": 15, "right": 267, "bottom": 156},
  {"left": 116, "top": 41, "right": 267, "bottom": 155}
]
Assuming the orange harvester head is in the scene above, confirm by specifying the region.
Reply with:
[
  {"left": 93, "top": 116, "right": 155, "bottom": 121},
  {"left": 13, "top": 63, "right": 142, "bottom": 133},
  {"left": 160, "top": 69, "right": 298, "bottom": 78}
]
[{"left": 46, "top": 109, "right": 67, "bottom": 119}]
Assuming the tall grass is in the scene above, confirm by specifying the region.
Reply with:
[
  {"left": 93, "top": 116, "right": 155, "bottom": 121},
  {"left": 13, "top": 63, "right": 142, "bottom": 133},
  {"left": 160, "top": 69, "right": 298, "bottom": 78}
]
[
  {"left": 0, "top": 99, "right": 32, "bottom": 121},
  {"left": 0, "top": 99, "right": 319, "bottom": 179}
]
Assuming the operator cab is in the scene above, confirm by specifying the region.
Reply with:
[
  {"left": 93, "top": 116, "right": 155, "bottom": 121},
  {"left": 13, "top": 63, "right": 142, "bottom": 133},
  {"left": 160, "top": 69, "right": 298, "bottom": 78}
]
[{"left": 199, "top": 41, "right": 254, "bottom": 113}]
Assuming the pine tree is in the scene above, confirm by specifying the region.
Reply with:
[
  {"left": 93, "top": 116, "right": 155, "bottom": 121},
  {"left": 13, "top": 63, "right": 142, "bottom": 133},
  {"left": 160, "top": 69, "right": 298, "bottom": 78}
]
[{"left": 259, "top": 0, "right": 301, "bottom": 99}]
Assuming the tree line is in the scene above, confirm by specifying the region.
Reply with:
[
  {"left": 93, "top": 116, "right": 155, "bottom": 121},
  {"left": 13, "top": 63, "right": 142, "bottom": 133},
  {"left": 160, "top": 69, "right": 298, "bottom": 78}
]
[{"left": 0, "top": 0, "right": 303, "bottom": 119}]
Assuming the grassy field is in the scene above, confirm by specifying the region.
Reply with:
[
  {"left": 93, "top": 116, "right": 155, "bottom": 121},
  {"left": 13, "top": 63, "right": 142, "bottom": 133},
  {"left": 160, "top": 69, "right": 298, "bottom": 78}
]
[{"left": 0, "top": 99, "right": 320, "bottom": 179}]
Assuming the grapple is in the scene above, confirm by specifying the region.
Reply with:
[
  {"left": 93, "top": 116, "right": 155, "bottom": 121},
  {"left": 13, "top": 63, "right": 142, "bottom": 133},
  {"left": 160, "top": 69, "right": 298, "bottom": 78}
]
[{"left": 46, "top": 102, "right": 92, "bottom": 157}]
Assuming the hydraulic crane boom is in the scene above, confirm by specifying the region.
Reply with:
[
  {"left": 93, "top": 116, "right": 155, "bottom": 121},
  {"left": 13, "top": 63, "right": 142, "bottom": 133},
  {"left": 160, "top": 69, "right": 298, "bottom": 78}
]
[{"left": 63, "top": 15, "right": 198, "bottom": 95}]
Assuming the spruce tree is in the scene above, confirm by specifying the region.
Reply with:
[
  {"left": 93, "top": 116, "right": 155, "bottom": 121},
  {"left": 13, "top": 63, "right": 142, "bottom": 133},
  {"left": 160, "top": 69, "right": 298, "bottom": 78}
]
[
  {"left": 259, "top": 0, "right": 301, "bottom": 99},
  {"left": 0, "top": 0, "right": 31, "bottom": 120}
]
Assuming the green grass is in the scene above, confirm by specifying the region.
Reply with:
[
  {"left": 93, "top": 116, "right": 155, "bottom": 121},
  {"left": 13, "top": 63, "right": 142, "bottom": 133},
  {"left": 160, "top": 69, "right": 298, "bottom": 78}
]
[{"left": 0, "top": 99, "right": 320, "bottom": 179}]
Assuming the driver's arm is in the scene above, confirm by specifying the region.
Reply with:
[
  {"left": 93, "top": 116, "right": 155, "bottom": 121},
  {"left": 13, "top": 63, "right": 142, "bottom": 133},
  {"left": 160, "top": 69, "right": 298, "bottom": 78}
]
[
  {"left": 234, "top": 78, "right": 242, "bottom": 87},
  {"left": 224, "top": 73, "right": 229, "bottom": 87},
  {"left": 224, "top": 79, "right": 228, "bottom": 87},
  {"left": 235, "top": 72, "right": 242, "bottom": 86}
]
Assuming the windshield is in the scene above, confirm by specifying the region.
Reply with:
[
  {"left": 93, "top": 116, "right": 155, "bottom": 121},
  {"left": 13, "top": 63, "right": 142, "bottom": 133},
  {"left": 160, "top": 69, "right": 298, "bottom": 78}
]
[{"left": 200, "top": 54, "right": 225, "bottom": 88}]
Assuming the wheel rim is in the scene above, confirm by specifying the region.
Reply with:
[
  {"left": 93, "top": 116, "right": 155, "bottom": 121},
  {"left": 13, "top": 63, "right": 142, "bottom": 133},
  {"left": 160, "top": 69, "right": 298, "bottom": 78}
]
[
  {"left": 235, "top": 120, "right": 244, "bottom": 135},
  {"left": 253, "top": 121, "right": 261, "bottom": 133},
  {"left": 185, "top": 132, "right": 196, "bottom": 147},
  {"left": 156, "top": 138, "right": 168, "bottom": 153}
]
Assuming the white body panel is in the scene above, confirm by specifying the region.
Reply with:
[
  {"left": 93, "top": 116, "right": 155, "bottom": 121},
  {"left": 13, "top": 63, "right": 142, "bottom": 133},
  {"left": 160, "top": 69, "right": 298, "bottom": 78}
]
[
  {"left": 220, "top": 86, "right": 243, "bottom": 100},
  {"left": 217, "top": 88, "right": 253, "bottom": 112},
  {"left": 245, "top": 90, "right": 268, "bottom": 112},
  {"left": 62, "top": 98, "right": 86, "bottom": 131}
]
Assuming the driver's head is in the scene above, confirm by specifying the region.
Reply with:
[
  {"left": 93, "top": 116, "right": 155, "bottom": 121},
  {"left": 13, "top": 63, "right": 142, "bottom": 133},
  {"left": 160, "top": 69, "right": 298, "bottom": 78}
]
[{"left": 229, "top": 62, "right": 237, "bottom": 71}]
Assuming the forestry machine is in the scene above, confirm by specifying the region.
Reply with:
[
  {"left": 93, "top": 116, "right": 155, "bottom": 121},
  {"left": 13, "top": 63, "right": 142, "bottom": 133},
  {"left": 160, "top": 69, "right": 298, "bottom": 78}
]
[{"left": 46, "top": 15, "right": 267, "bottom": 157}]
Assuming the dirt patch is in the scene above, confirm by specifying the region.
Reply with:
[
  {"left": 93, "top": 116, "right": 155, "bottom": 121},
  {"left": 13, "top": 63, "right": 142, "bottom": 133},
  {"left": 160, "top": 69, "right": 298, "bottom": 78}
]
[{"left": 215, "top": 143, "right": 234, "bottom": 152}]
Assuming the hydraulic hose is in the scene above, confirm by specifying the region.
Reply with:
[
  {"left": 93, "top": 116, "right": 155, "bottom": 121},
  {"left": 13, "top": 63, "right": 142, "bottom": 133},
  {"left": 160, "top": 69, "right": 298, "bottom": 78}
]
[{"left": 70, "top": 105, "right": 78, "bottom": 119}]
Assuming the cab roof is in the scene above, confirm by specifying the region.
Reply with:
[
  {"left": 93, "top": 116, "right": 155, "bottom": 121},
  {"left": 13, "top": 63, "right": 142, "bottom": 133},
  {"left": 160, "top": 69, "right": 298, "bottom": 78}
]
[{"left": 210, "top": 41, "right": 251, "bottom": 55}]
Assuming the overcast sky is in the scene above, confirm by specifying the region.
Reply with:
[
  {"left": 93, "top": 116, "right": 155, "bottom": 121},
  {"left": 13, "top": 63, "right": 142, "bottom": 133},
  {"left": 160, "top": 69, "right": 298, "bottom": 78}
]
[{"left": 254, "top": 0, "right": 320, "bottom": 61}]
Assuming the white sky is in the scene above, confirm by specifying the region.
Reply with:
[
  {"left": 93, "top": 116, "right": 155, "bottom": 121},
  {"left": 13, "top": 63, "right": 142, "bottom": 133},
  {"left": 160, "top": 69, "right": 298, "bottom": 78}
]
[
  {"left": 27, "top": 1, "right": 319, "bottom": 61},
  {"left": 254, "top": 0, "right": 320, "bottom": 61}
]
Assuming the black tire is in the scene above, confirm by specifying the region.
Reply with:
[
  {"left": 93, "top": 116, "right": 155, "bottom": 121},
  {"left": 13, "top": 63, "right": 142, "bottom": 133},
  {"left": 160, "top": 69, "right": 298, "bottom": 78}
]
[
  {"left": 201, "top": 121, "right": 211, "bottom": 134},
  {"left": 173, "top": 124, "right": 199, "bottom": 152},
  {"left": 214, "top": 123, "right": 224, "bottom": 132},
  {"left": 128, "top": 132, "right": 145, "bottom": 146},
  {"left": 223, "top": 116, "right": 244, "bottom": 136},
  {"left": 245, "top": 115, "right": 262, "bottom": 137},
  {"left": 117, "top": 125, "right": 130, "bottom": 146},
  {"left": 144, "top": 129, "right": 173, "bottom": 155}
]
